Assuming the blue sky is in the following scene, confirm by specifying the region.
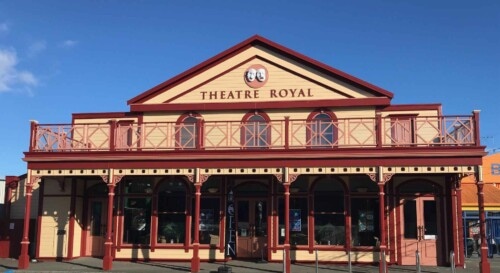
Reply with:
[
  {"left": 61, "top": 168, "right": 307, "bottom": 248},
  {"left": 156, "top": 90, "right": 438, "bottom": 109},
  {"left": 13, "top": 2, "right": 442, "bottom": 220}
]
[{"left": 0, "top": 1, "right": 499, "bottom": 178}]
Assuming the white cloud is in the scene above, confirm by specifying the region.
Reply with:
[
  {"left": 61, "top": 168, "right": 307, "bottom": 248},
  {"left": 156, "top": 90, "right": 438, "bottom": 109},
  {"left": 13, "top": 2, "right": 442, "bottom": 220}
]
[
  {"left": 59, "top": 39, "right": 78, "bottom": 48},
  {"left": 0, "top": 48, "right": 38, "bottom": 92},
  {"left": 27, "top": 40, "right": 47, "bottom": 57}
]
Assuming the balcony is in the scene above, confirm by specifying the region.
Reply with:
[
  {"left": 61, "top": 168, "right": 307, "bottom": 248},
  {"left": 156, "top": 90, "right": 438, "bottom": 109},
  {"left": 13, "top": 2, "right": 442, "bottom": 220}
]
[{"left": 28, "top": 114, "right": 479, "bottom": 153}]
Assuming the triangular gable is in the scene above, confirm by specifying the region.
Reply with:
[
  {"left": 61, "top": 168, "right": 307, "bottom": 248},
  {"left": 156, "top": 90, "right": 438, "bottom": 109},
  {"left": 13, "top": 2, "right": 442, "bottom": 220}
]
[{"left": 128, "top": 35, "right": 393, "bottom": 112}]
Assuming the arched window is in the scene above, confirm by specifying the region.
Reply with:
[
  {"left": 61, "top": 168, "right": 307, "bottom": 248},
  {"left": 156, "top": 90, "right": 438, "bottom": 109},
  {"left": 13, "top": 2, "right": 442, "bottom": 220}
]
[
  {"left": 241, "top": 111, "right": 270, "bottom": 149},
  {"left": 176, "top": 113, "right": 201, "bottom": 149},
  {"left": 308, "top": 110, "right": 337, "bottom": 148}
]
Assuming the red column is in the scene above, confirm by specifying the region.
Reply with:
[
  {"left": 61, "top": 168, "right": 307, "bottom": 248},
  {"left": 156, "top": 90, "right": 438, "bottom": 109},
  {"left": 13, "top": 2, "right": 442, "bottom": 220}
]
[
  {"left": 456, "top": 181, "right": 465, "bottom": 268},
  {"left": 378, "top": 182, "right": 387, "bottom": 273},
  {"left": 476, "top": 180, "right": 490, "bottom": 273},
  {"left": 451, "top": 176, "right": 465, "bottom": 267},
  {"left": 375, "top": 112, "right": 382, "bottom": 148},
  {"left": 284, "top": 116, "right": 290, "bottom": 150},
  {"left": 103, "top": 184, "right": 115, "bottom": 271},
  {"left": 283, "top": 183, "right": 291, "bottom": 273},
  {"left": 191, "top": 184, "right": 201, "bottom": 272},
  {"left": 18, "top": 176, "right": 38, "bottom": 269},
  {"left": 109, "top": 120, "right": 117, "bottom": 152},
  {"left": 472, "top": 110, "right": 481, "bottom": 146},
  {"left": 29, "top": 120, "right": 37, "bottom": 152}
]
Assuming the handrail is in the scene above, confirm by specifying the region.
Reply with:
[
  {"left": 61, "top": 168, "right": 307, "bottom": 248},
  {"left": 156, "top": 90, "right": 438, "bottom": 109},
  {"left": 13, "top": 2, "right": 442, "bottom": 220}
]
[{"left": 29, "top": 115, "right": 478, "bottom": 152}]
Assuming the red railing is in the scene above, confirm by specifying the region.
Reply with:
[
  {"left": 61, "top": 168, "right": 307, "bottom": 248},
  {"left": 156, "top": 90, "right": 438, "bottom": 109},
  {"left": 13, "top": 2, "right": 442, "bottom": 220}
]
[{"left": 29, "top": 115, "right": 479, "bottom": 152}]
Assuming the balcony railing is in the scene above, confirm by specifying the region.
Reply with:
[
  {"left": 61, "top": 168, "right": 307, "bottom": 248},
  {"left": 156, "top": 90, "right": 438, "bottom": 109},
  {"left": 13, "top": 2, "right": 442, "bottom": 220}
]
[{"left": 29, "top": 114, "right": 479, "bottom": 153}]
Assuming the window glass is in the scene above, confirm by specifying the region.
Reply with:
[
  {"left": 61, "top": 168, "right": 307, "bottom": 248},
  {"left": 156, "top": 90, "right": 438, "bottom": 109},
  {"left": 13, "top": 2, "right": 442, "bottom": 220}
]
[
  {"left": 403, "top": 200, "right": 417, "bottom": 239},
  {"left": 350, "top": 198, "right": 380, "bottom": 246},
  {"left": 492, "top": 163, "right": 500, "bottom": 175},
  {"left": 313, "top": 178, "right": 345, "bottom": 246},
  {"left": 123, "top": 197, "right": 152, "bottom": 244},
  {"left": 157, "top": 179, "right": 187, "bottom": 244},
  {"left": 311, "top": 113, "right": 334, "bottom": 147},
  {"left": 243, "top": 115, "right": 268, "bottom": 148},
  {"left": 178, "top": 116, "right": 197, "bottom": 149},
  {"left": 198, "top": 198, "right": 220, "bottom": 245}
]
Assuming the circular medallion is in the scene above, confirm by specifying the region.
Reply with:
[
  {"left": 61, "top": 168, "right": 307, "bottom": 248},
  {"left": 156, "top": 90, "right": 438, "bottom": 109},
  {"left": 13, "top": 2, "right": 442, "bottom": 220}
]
[{"left": 244, "top": 64, "right": 268, "bottom": 88}]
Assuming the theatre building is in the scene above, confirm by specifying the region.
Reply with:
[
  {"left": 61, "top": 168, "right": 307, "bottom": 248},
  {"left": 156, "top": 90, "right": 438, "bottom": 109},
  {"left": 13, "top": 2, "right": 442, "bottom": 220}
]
[{"left": 14, "top": 36, "right": 490, "bottom": 272}]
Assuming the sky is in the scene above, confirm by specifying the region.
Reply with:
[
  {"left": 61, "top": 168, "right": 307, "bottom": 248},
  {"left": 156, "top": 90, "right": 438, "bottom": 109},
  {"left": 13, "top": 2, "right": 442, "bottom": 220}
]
[{"left": 0, "top": 1, "right": 499, "bottom": 178}]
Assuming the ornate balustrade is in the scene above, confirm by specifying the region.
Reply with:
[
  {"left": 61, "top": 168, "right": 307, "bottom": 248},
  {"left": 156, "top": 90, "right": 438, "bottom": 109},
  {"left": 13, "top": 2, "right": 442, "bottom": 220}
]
[{"left": 29, "top": 115, "right": 478, "bottom": 153}]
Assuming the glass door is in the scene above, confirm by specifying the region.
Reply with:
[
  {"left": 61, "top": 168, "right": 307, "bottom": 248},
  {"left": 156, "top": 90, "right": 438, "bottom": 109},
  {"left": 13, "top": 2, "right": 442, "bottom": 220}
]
[
  {"left": 401, "top": 196, "right": 439, "bottom": 265},
  {"left": 236, "top": 199, "right": 267, "bottom": 259}
]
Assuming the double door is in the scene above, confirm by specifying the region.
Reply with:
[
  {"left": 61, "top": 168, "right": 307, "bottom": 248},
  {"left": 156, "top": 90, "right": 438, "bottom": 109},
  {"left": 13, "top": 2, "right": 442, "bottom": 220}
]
[
  {"left": 401, "top": 196, "right": 439, "bottom": 265},
  {"left": 236, "top": 199, "right": 267, "bottom": 259}
]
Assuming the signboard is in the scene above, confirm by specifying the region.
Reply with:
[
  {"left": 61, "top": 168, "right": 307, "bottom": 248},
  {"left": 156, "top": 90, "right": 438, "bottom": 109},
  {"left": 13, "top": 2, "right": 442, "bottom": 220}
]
[{"left": 225, "top": 190, "right": 236, "bottom": 257}]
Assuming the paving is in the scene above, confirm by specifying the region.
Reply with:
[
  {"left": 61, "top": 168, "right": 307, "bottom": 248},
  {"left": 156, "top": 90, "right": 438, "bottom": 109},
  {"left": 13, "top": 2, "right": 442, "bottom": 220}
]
[{"left": 0, "top": 257, "right": 499, "bottom": 273}]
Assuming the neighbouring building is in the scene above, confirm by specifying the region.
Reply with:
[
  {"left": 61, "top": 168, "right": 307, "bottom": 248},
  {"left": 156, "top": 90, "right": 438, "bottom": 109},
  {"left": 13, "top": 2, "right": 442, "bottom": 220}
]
[
  {"left": 5, "top": 36, "right": 491, "bottom": 273},
  {"left": 462, "top": 153, "right": 500, "bottom": 258}
]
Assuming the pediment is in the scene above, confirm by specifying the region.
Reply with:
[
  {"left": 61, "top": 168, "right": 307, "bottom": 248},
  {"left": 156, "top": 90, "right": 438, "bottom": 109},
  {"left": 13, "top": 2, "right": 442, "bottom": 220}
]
[{"left": 128, "top": 36, "right": 393, "bottom": 111}]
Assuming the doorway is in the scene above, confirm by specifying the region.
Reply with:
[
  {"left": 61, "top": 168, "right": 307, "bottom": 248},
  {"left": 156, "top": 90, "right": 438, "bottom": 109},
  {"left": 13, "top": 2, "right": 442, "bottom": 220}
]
[
  {"left": 400, "top": 196, "right": 439, "bottom": 265},
  {"left": 236, "top": 199, "right": 267, "bottom": 259},
  {"left": 85, "top": 198, "right": 107, "bottom": 257}
]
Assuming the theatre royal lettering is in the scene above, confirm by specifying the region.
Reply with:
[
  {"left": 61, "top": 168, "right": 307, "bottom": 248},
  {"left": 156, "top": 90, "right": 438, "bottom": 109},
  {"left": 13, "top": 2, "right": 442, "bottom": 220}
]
[{"left": 200, "top": 88, "right": 314, "bottom": 100}]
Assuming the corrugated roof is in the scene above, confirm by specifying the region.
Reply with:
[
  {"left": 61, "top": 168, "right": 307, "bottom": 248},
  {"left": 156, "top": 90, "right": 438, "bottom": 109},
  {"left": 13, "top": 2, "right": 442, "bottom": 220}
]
[{"left": 462, "top": 183, "right": 500, "bottom": 206}]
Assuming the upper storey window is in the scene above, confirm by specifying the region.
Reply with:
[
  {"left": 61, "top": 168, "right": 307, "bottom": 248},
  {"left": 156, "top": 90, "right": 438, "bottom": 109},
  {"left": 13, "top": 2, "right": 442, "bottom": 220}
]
[
  {"left": 492, "top": 164, "right": 500, "bottom": 175},
  {"left": 389, "top": 115, "right": 415, "bottom": 146},
  {"left": 241, "top": 111, "right": 270, "bottom": 149},
  {"left": 176, "top": 114, "right": 200, "bottom": 149},
  {"left": 308, "top": 110, "right": 337, "bottom": 148}
]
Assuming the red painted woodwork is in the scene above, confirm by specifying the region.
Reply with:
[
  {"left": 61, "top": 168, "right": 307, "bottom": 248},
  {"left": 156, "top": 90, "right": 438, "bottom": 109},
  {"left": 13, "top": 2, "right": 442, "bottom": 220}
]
[
  {"left": 378, "top": 182, "right": 387, "bottom": 273},
  {"left": 191, "top": 185, "right": 201, "bottom": 272},
  {"left": 29, "top": 115, "right": 478, "bottom": 153},
  {"left": 476, "top": 181, "right": 490, "bottom": 273}
]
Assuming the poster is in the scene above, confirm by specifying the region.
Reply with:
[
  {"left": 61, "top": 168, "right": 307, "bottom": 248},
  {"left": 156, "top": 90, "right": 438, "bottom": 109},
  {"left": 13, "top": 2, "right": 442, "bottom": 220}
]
[{"left": 290, "top": 209, "right": 301, "bottom": 232}]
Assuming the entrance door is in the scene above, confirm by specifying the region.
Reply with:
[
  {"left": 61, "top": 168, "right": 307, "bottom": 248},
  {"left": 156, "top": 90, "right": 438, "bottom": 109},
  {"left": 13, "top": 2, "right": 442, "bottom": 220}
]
[
  {"left": 236, "top": 199, "right": 267, "bottom": 259},
  {"left": 401, "top": 196, "right": 439, "bottom": 265},
  {"left": 85, "top": 199, "right": 107, "bottom": 257}
]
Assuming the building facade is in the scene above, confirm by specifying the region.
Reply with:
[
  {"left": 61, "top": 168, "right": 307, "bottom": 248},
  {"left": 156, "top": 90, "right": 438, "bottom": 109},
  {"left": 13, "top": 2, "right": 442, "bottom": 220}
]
[
  {"left": 462, "top": 153, "right": 500, "bottom": 258},
  {"left": 14, "top": 36, "right": 489, "bottom": 273}
]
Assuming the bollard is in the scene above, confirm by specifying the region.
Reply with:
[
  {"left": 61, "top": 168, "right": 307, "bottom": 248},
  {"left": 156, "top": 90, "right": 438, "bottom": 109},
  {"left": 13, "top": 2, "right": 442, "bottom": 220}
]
[
  {"left": 381, "top": 250, "right": 386, "bottom": 273},
  {"left": 450, "top": 250, "right": 456, "bottom": 273},
  {"left": 283, "top": 248, "right": 286, "bottom": 273},
  {"left": 348, "top": 249, "right": 352, "bottom": 273},
  {"left": 315, "top": 248, "right": 319, "bottom": 273},
  {"left": 416, "top": 249, "right": 421, "bottom": 273}
]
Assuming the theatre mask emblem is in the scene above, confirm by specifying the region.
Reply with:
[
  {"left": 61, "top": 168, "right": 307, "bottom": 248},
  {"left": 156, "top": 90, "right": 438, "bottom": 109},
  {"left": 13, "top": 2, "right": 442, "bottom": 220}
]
[{"left": 244, "top": 64, "right": 268, "bottom": 88}]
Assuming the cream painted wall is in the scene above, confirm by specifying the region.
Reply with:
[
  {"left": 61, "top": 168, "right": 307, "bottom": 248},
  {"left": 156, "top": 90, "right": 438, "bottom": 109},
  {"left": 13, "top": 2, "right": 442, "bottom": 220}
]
[
  {"left": 10, "top": 177, "right": 39, "bottom": 219},
  {"left": 141, "top": 46, "right": 375, "bottom": 105},
  {"left": 114, "top": 248, "right": 193, "bottom": 260},
  {"left": 39, "top": 196, "right": 70, "bottom": 257}
]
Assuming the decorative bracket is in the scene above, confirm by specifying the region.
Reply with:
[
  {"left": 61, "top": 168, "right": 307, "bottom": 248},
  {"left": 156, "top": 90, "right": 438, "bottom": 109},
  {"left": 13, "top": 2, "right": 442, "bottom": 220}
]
[
  {"left": 199, "top": 174, "right": 210, "bottom": 184},
  {"left": 382, "top": 173, "right": 395, "bottom": 183},
  {"left": 366, "top": 173, "right": 377, "bottom": 183},
  {"left": 27, "top": 175, "right": 41, "bottom": 187},
  {"left": 274, "top": 174, "right": 283, "bottom": 183}
]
